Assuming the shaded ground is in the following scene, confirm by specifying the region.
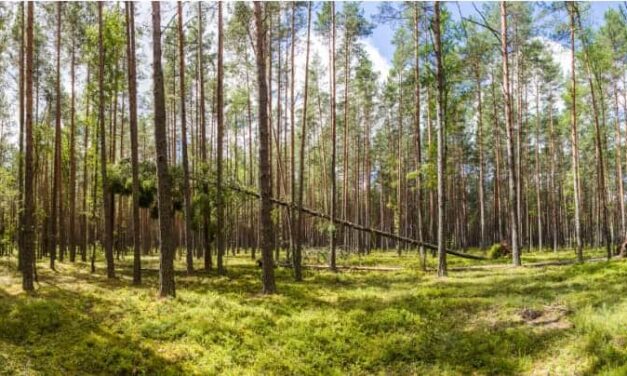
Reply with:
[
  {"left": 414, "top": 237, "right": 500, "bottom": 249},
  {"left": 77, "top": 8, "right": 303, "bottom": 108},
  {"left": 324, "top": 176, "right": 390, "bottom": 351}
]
[{"left": 0, "top": 249, "right": 625, "bottom": 375}]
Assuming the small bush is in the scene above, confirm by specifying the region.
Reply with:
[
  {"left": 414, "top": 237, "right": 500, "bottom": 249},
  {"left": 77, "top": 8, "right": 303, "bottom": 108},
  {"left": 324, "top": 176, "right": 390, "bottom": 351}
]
[{"left": 487, "top": 242, "right": 511, "bottom": 259}]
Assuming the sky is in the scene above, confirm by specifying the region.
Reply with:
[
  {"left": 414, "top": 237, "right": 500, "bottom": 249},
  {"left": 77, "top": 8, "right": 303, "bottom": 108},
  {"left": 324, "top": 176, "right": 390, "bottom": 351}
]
[
  {"left": 361, "top": 1, "right": 623, "bottom": 68},
  {"left": 2, "top": 1, "right": 624, "bottom": 144}
]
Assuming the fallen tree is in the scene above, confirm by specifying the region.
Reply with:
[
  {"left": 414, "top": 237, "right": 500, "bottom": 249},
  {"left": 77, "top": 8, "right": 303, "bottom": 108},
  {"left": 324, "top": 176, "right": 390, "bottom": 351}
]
[{"left": 229, "top": 184, "right": 486, "bottom": 261}]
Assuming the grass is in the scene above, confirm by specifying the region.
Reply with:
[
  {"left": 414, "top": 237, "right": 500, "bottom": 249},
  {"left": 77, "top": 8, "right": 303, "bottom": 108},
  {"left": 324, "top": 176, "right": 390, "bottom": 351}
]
[{"left": 0, "top": 248, "right": 625, "bottom": 375}]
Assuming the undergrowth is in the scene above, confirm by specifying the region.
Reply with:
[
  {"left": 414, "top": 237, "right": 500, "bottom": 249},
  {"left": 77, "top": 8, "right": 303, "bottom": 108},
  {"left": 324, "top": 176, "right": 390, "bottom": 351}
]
[{"left": 0, "top": 249, "right": 624, "bottom": 375}]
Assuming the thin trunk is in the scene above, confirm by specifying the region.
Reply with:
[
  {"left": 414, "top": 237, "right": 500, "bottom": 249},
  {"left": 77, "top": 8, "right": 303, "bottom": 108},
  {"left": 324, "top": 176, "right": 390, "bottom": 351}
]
[
  {"left": 152, "top": 1, "right": 176, "bottom": 297},
  {"left": 434, "top": 2, "right": 447, "bottom": 277},
  {"left": 178, "top": 2, "right": 194, "bottom": 273},
  {"left": 216, "top": 2, "right": 226, "bottom": 274},
  {"left": 18, "top": 3, "right": 24, "bottom": 272},
  {"left": 476, "top": 69, "right": 486, "bottom": 249},
  {"left": 69, "top": 40, "right": 77, "bottom": 262},
  {"left": 51, "top": 2, "right": 62, "bottom": 269},
  {"left": 568, "top": 3, "right": 583, "bottom": 262},
  {"left": 22, "top": 2, "right": 35, "bottom": 291},
  {"left": 500, "top": 2, "right": 521, "bottom": 266},
  {"left": 126, "top": 1, "right": 141, "bottom": 284},
  {"left": 535, "top": 82, "right": 542, "bottom": 251},
  {"left": 329, "top": 3, "right": 337, "bottom": 271},
  {"left": 254, "top": 1, "right": 277, "bottom": 294},
  {"left": 413, "top": 4, "right": 425, "bottom": 267},
  {"left": 197, "top": 3, "right": 212, "bottom": 271},
  {"left": 294, "top": 2, "right": 312, "bottom": 282},
  {"left": 99, "top": 3, "right": 115, "bottom": 279}
]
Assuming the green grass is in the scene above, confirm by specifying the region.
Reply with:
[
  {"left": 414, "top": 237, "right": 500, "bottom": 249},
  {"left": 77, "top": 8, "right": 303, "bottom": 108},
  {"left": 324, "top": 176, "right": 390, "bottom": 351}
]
[{"left": 0, "top": 249, "right": 625, "bottom": 375}]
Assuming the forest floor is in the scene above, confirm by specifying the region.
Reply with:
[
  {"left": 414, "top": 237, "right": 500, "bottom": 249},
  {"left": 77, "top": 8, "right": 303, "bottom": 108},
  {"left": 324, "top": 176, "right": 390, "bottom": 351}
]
[{"left": 0, "top": 248, "right": 626, "bottom": 375}]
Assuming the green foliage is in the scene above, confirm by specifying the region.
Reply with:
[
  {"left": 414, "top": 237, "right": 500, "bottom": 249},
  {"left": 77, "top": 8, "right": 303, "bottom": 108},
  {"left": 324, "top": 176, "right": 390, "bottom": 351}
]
[{"left": 487, "top": 243, "right": 510, "bottom": 259}]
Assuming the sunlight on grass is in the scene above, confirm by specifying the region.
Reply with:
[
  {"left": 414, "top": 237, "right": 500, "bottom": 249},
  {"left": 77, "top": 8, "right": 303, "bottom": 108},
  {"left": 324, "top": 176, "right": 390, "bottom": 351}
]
[{"left": 0, "top": 250, "right": 625, "bottom": 375}]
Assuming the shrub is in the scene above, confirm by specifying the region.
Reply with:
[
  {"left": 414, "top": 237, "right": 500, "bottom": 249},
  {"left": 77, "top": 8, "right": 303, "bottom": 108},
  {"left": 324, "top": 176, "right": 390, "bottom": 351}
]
[{"left": 487, "top": 242, "right": 511, "bottom": 259}]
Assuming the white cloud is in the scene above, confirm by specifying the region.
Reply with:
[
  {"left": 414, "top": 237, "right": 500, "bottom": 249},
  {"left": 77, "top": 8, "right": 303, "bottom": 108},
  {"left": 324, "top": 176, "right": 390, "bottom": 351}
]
[{"left": 361, "top": 39, "right": 390, "bottom": 83}]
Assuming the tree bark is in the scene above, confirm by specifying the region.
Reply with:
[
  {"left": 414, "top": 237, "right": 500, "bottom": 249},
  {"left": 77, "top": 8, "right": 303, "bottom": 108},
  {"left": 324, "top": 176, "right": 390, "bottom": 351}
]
[
  {"left": 434, "top": 2, "right": 447, "bottom": 276},
  {"left": 500, "top": 2, "right": 521, "bottom": 266},
  {"left": 177, "top": 2, "right": 194, "bottom": 274},
  {"left": 294, "top": 2, "right": 312, "bottom": 282},
  {"left": 216, "top": 1, "right": 226, "bottom": 274},
  {"left": 98, "top": 2, "right": 115, "bottom": 278},
  {"left": 152, "top": 1, "right": 176, "bottom": 297},
  {"left": 568, "top": 2, "right": 583, "bottom": 262},
  {"left": 126, "top": 1, "right": 141, "bottom": 284},
  {"left": 329, "top": 3, "right": 338, "bottom": 271},
  {"left": 51, "top": 2, "right": 63, "bottom": 269},
  {"left": 413, "top": 3, "right": 425, "bottom": 267},
  {"left": 22, "top": 1, "right": 35, "bottom": 291},
  {"left": 254, "top": 1, "right": 277, "bottom": 294}
]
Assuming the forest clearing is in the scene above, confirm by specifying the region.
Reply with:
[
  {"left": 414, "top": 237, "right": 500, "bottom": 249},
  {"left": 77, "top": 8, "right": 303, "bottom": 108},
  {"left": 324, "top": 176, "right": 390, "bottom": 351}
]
[
  {"left": 1, "top": 250, "right": 626, "bottom": 375},
  {"left": 1, "top": 1, "right": 627, "bottom": 374}
]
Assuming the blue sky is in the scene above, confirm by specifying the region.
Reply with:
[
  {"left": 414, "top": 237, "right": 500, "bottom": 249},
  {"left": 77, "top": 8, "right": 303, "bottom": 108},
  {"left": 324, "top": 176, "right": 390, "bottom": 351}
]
[{"left": 361, "top": 1, "right": 622, "bottom": 64}]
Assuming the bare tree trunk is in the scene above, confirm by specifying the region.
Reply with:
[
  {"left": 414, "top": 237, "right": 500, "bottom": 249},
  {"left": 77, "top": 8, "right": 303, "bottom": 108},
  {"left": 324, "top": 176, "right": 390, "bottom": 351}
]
[
  {"left": 491, "top": 69, "right": 503, "bottom": 243},
  {"left": 18, "top": 2, "right": 25, "bottom": 272},
  {"left": 434, "top": 2, "right": 447, "bottom": 277},
  {"left": 152, "top": 1, "right": 176, "bottom": 297},
  {"left": 177, "top": 2, "right": 194, "bottom": 273},
  {"left": 613, "top": 85, "right": 625, "bottom": 239},
  {"left": 476, "top": 69, "right": 486, "bottom": 249},
  {"left": 81, "top": 67, "right": 90, "bottom": 262},
  {"left": 568, "top": 3, "right": 583, "bottom": 262},
  {"left": 126, "top": 1, "right": 141, "bottom": 285},
  {"left": 294, "top": 2, "right": 312, "bottom": 282},
  {"left": 574, "top": 7, "right": 611, "bottom": 259},
  {"left": 197, "top": 3, "right": 212, "bottom": 271},
  {"left": 254, "top": 1, "right": 277, "bottom": 294},
  {"left": 500, "top": 2, "right": 521, "bottom": 266},
  {"left": 22, "top": 2, "right": 35, "bottom": 291},
  {"left": 69, "top": 39, "right": 77, "bottom": 262},
  {"left": 547, "top": 94, "right": 558, "bottom": 251},
  {"left": 51, "top": 2, "right": 63, "bottom": 269},
  {"left": 216, "top": 2, "right": 226, "bottom": 274},
  {"left": 329, "top": 3, "right": 337, "bottom": 271},
  {"left": 413, "top": 4, "right": 424, "bottom": 266},
  {"left": 98, "top": 3, "right": 115, "bottom": 278},
  {"left": 535, "top": 82, "right": 542, "bottom": 251},
  {"left": 397, "top": 65, "right": 404, "bottom": 256}
]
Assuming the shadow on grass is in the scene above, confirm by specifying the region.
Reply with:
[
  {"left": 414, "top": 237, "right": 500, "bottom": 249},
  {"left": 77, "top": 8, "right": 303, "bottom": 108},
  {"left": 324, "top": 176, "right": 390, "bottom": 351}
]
[
  {"left": 0, "top": 287, "right": 184, "bottom": 375},
  {"left": 5, "top": 256, "right": 624, "bottom": 375}
]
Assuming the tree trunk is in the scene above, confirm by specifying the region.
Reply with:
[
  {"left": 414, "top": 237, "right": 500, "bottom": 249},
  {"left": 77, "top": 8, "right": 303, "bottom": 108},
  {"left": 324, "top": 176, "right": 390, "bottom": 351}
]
[
  {"left": 126, "top": 1, "right": 141, "bottom": 285},
  {"left": 22, "top": 2, "right": 35, "bottom": 291},
  {"left": 216, "top": 1, "right": 226, "bottom": 274},
  {"left": 197, "top": 3, "right": 212, "bottom": 271},
  {"left": 51, "top": 2, "right": 63, "bottom": 269},
  {"left": 476, "top": 69, "right": 486, "bottom": 249},
  {"left": 18, "top": 2, "right": 24, "bottom": 272},
  {"left": 413, "top": 3, "right": 425, "bottom": 267},
  {"left": 568, "top": 3, "right": 583, "bottom": 262},
  {"left": 294, "top": 2, "right": 312, "bottom": 282},
  {"left": 434, "top": 2, "right": 447, "bottom": 277},
  {"left": 254, "top": 1, "right": 277, "bottom": 294},
  {"left": 69, "top": 38, "right": 77, "bottom": 262},
  {"left": 98, "top": 3, "right": 115, "bottom": 278},
  {"left": 152, "top": 1, "right": 176, "bottom": 297},
  {"left": 177, "top": 2, "right": 194, "bottom": 274},
  {"left": 500, "top": 2, "right": 521, "bottom": 266},
  {"left": 329, "top": 3, "right": 337, "bottom": 271}
]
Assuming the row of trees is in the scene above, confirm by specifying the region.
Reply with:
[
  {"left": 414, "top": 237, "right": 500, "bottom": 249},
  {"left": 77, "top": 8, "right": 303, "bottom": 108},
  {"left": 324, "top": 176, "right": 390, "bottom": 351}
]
[{"left": 1, "top": 2, "right": 626, "bottom": 295}]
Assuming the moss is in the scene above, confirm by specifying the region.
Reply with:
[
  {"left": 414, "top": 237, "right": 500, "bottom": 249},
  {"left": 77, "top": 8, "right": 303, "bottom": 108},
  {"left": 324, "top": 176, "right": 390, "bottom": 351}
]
[{"left": 0, "top": 251, "right": 625, "bottom": 375}]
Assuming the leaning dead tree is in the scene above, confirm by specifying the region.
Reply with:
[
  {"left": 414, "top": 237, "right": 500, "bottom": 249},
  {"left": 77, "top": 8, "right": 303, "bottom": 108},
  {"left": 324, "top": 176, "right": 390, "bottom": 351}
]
[{"left": 229, "top": 184, "right": 486, "bottom": 260}]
